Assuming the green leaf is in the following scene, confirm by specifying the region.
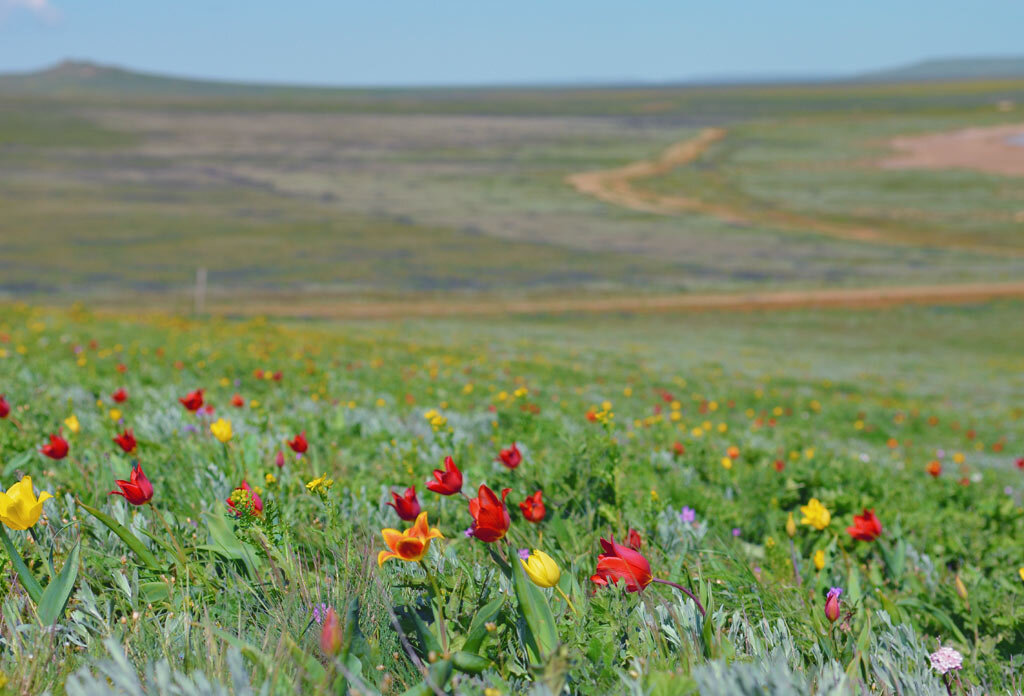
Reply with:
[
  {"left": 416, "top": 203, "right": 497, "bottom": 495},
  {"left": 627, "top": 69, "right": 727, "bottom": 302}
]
[
  {"left": 37, "top": 539, "right": 79, "bottom": 625},
  {"left": 896, "top": 598, "right": 968, "bottom": 644},
  {"left": 464, "top": 595, "right": 505, "bottom": 654},
  {"left": 0, "top": 525, "right": 43, "bottom": 603},
  {"left": 511, "top": 550, "right": 558, "bottom": 662},
  {"left": 2, "top": 450, "right": 33, "bottom": 478},
  {"left": 453, "top": 651, "right": 492, "bottom": 674},
  {"left": 77, "top": 500, "right": 163, "bottom": 571}
]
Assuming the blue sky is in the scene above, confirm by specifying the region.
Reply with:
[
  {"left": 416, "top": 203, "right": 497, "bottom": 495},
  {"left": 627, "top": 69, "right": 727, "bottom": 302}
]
[{"left": 2, "top": 0, "right": 1023, "bottom": 86}]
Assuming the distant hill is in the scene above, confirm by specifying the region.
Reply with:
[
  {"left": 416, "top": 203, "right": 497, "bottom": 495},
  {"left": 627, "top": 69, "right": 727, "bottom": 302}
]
[
  {"left": 854, "top": 56, "right": 1024, "bottom": 82},
  {"left": 0, "top": 59, "right": 316, "bottom": 98}
]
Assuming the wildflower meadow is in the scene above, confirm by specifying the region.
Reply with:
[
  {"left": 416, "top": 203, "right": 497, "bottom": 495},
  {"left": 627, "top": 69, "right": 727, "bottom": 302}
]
[{"left": 0, "top": 303, "right": 1021, "bottom": 695}]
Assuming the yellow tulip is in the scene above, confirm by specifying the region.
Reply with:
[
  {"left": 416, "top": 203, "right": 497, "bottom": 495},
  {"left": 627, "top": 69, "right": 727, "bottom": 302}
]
[
  {"left": 64, "top": 414, "right": 80, "bottom": 434},
  {"left": 800, "top": 498, "right": 831, "bottom": 531},
  {"left": 813, "top": 549, "right": 825, "bottom": 571},
  {"left": 521, "top": 550, "right": 561, "bottom": 588},
  {"left": 1018, "top": 567, "right": 1024, "bottom": 583},
  {"left": 0, "top": 475, "right": 52, "bottom": 530},
  {"left": 210, "top": 418, "right": 232, "bottom": 443}
]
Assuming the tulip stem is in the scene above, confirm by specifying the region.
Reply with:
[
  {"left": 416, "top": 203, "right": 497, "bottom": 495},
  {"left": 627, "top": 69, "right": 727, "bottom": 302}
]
[
  {"left": 150, "top": 503, "right": 188, "bottom": 569},
  {"left": 0, "top": 525, "right": 43, "bottom": 603},
  {"left": 419, "top": 560, "right": 449, "bottom": 654},
  {"left": 651, "top": 577, "right": 706, "bottom": 618},
  {"left": 554, "top": 586, "right": 578, "bottom": 615}
]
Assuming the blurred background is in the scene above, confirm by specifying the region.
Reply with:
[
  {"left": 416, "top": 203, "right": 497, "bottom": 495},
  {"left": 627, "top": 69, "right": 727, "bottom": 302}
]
[{"left": 1, "top": 0, "right": 1023, "bottom": 317}]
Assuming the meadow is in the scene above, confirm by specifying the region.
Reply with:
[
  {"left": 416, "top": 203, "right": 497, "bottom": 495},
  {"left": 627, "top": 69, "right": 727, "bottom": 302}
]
[
  {"left": 0, "top": 300, "right": 1022, "bottom": 695},
  {"left": 3, "top": 68, "right": 1024, "bottom": 308},
  {"left": 2, "top": 62, "right": 1024, "bottom": 695}
]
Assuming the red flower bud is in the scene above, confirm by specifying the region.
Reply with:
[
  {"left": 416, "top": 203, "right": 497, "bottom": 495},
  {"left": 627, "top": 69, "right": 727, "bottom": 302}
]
[
  {"left": 40, "top": 433, "right": 69, "bottom": 460},
  {"left": 320, "top": 607, "right": 343, "bottom": 657},
  {"left": 110, "top": 462, "right": 154, "bottom": 505},
  {"left": 627, "top": 528, "right": 643, "bottom": 550},
  {"left": 113, "top": 429, "right": 137, "bottom": 454},
  {"left": 519, "top": 490, "right": 545, "bottom": 523},
  {"left": 386, "top": 486, "right": 421, "bottom": 521},
  {"left": 425, "top": 456, "right": 462, "bottom": 496},
  {"left": 179, "top": 389, "right": 204, "bottom": 412}
]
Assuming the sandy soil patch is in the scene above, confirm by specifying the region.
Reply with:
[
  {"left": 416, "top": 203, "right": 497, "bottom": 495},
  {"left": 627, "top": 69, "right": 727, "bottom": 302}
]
[{"left": 881, "top": 123, "right": 1024, "bottom": 176}]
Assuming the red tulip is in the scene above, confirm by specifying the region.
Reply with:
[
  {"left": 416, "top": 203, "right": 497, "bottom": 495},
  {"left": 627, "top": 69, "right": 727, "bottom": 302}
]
[
  {"left": 40, "top": 433, "right": 69, "bottom": 460},
  {"left": 672, "top": 441, "right": 685, "bottom": 456},
  {"left": 468, "top": 484, "right": 511, "bottom": 542},
  {"left": 179, "top": 389, "right": 204, "bottom": 412},
  {"left": 590, "top": 536, "right": 652, "bottom": 592},
  {"left": 116, "top": 363, "right": 127, "bottom": 373},
  {"left": 926, "top": 460, "right": 942, "bottom": 477},
  {"left": 272, "top": 371, "right": 283, "bottom": 381},
  {"left": 627, "top": 528, "right": 643, "bottom": 550},
  {"left": 0, "top": 394, "right": 9, "bottom": 419},
  {"left": 231, "top": 394, "right": 245, "bottom": 408},
  {"left": 846, "top": 508, "right": 882, "bottom": 541},
  {"left": 1016, "top": 457, "right": 1024, "bottom": 470},
  {"left": 386, "top": 486, "right": 421, "bottom": 521},
  {"left": 226, "top": 480, "right": 263, "bottom": 516},
  {"left": 287, "top": 431, "right": 308, "bottom": 454},
  {"left": 111, "top": 388, "right": 128, "bottom": 403},
  {"left": 275, "top": 450, "right": 286, "bottom": 468},
  {"left": 497, "top": 442, "right": 521, "bottom": 469},
  {"left": 113, "top": 429, "right": 137, "bottom": 454},
  {"left": 519, "top": 490, "right": 545, "bottom": 522},
  {"left": 425, "top": 455, "right": 463, "bottom": 496},
  {"left": 110, "top": 462, "right": 154, "bottom": 505}
]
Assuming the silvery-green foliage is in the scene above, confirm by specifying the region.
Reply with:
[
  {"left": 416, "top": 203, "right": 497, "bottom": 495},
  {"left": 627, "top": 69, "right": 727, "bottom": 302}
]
[
  {"left": 58, "top": 638, "right": 269, "bottom": 696},
  {"left": 693, "top": 655, "right": 848, "bottom": 696},
  {"left": 655, "top": 505, "right": 708, "bottom": 556},
  {"left": 868, "top": 611, "right": 948, "bottom": 696}
]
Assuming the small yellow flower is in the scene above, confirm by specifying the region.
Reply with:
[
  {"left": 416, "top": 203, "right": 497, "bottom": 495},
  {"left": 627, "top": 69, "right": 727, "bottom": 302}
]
[
  {"left": 210, "top": 418, "right": 232, "bottom": 443},
  {"left": 306, "top": 473, "right": 334, "bottom": 495},
  {"left": 800, "top": 498, "right": 831, "bottom": 530},
  {"left": 521, "top": 550, "right": 561, "bottom": 588},
  {"left": 720, "top": 457, "right": 733, "bottom": 470},
  {"left": 108, "top": 408, "right": 122, "bottom": 421},
  {"left": 0, "top": 475, "right": 52, "bottom": 530},
  {"left": 265, "top": 472, "right": 276, "bottom": 486},
  {"left": 785, "top": 512, "right": 797, "bottom": 538},
  {"left": 813, "top": 549, "right": 825, "bottom": 571},
  {"left": 64, "top": 414, "right": 80, "bottom": 434}
]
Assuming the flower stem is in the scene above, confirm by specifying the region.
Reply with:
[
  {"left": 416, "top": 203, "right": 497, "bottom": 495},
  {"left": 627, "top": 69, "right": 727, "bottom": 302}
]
[
  {"left": 150, "top": 503, "right": 188, "bottom": 568},
  {"left": 419, "top": 560, "right": 449, "bottom": 654},
  {"left": 555, "top": 586, "right": 578, "bottom": 615},
  {"left": 651, "top": 577, "right": 706, "bottom": 618}
]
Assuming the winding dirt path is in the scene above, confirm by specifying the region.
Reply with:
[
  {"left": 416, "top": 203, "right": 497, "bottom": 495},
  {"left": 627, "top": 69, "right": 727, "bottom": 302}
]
[{"left": 565, "top": 128, "right": 1023, "bottom": 255}]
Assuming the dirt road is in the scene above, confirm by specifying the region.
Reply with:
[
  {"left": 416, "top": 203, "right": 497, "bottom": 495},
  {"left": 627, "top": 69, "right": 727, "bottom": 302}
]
[
  {"left": 565, "top": 128, "right": 1024, "bottom": 255},
  {"left": 198, "top": 281, "right": 1024, "bottom": 319}
]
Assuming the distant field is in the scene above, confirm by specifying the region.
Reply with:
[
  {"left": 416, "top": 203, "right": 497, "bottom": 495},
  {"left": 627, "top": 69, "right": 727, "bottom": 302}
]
[{"left": 2, "top": 68, "right": 1024, "bottom": 305}]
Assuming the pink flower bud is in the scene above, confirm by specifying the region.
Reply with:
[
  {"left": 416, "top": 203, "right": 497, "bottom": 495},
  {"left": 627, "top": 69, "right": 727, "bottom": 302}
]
[
  {"left": 825, "top": 587, "right": 842, "bottom": 623},
  {"left": 320, "top": 607, "right": 343, "bottom": 657}
]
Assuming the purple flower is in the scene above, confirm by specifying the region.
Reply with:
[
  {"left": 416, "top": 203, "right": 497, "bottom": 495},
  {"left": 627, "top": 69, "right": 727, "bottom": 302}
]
[
  {"left": 463, "top": 527, "right": 474, "bottom": 538},
  {"left": 518, "top": 548, "right": 531, "bottom": 561},
  {"left": 679, "top": 506, "right": 696, "bottom": 523},
  {"left": 311, "top": 602, "right": 329, "bottom": 625},
  {"left": 731, "top": 527, "right": 741, "bottom": 537}
]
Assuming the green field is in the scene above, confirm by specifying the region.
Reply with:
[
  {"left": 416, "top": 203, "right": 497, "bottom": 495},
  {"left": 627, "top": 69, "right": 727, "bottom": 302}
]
[
  {"left": 0, "top": 301, "right": 1022, "bottom": 694},
  {"left": 2, "top": 65, "right": 1024, "bottom": 305},
  {"left": 2, "top": 62, "right": 1024, "bottom": 695}
]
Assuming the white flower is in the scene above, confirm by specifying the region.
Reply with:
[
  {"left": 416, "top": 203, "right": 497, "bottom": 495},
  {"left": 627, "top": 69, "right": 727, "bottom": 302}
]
[{"left": 929, "top": 646, "right": 963, "bottom": 675}]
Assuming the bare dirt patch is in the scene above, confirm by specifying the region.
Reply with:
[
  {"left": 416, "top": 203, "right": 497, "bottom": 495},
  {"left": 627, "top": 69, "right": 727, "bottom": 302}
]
[
  {"left": 194, "top": 281, "right": 1024, "bottom": 319},
  {"left": 881, "top": 123, "right": 1024, "bottom": 177}
]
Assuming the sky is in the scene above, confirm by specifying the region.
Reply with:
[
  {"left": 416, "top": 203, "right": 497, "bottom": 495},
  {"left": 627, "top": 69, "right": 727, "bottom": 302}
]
[{"left": 1, "top": 0, "right": 1023, "bottom": 86}]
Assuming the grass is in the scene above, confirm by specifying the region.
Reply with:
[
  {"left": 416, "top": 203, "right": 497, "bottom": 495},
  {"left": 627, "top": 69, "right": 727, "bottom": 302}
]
[
  {"left": 3, "top": 81, "right": 1024, "bottom": 305},
  {"left": 0, "top": 301, "right": 1021, "bottom": 694}
]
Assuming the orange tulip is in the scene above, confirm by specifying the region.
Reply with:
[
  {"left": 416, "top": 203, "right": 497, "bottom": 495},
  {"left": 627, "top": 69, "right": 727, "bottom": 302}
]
[{"left": 377, "top": 511, "right": 443, "bottom": 566}]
